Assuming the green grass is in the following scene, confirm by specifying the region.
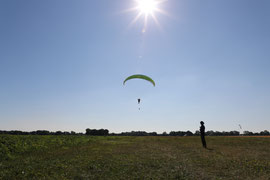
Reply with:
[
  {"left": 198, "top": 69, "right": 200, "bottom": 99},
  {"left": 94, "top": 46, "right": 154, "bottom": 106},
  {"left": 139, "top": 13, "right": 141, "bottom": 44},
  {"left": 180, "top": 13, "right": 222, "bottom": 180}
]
[{"left": 1, "top": 135, "right": 270, "bottom": 179}]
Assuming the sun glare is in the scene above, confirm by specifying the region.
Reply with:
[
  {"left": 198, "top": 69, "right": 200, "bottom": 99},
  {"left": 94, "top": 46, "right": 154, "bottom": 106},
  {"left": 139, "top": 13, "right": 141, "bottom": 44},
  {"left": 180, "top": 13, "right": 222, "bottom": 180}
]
[
  {"left": 137, "top": 0, "right": 157, "bottom": 15},
  {"left": 124, "top": 0, "right": 168, "bottom": 32}
]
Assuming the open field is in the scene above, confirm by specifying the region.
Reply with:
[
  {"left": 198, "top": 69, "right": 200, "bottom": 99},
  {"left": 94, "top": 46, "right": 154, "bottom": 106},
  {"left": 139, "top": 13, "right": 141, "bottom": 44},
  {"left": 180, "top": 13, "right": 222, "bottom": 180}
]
[{"left": 1, "top": 135, "right": 270, "bottom": 179}]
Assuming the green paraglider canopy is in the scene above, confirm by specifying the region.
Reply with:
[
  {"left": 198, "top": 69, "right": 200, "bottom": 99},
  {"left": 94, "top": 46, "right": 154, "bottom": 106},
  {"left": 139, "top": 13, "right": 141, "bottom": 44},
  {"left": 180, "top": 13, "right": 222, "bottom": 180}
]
[{"left": 123, "top": 74, "right": 155, "bottom": 87}]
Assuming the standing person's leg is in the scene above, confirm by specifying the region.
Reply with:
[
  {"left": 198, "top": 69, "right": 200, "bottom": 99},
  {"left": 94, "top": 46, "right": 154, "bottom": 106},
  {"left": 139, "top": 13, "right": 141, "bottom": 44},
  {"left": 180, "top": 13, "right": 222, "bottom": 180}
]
[
  {"left": 200, "top": 135, "right": 205, "bottom": 147},
  {"left": 202, "top": 136, "right": 207, "bottom": 148}
]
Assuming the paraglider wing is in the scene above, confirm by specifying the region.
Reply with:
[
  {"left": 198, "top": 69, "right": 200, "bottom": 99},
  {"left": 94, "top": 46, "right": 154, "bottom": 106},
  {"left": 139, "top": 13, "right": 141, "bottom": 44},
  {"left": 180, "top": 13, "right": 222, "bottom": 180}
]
[{"left": 123, "top": 74, "right": 155, "bottom": 87}]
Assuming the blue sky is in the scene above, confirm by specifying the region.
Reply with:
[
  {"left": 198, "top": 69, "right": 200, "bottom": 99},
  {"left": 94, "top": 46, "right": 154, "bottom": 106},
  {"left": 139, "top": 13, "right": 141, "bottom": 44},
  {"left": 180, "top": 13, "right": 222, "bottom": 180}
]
[{"left": 0, "top": 0, "right": 269, "bottom": 133}]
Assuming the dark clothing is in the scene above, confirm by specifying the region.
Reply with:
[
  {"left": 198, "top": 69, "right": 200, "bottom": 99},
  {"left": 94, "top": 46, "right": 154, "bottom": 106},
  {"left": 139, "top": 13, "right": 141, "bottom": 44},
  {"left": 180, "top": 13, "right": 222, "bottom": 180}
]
[
  {"left": 200, "top": 125, "right": 205, "bottom": 135},
  {"left": 200, "top": 124, "right": 207, "bottom": 148}
]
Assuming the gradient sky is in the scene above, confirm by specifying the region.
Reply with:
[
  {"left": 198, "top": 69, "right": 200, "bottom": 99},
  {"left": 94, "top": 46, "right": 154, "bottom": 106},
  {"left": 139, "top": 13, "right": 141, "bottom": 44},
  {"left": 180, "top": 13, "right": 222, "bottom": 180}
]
[{"left": 1, "top": 0, "right": 270, "bottom": 133}]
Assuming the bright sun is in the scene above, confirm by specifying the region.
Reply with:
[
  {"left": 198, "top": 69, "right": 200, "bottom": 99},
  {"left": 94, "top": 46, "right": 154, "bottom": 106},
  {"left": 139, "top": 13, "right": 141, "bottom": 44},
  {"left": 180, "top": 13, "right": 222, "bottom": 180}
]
[
  {"left": 124, "top": 0, "right": 167, "bottom": 32},
  {"left": 137, "top": 0, "right": 157, "bottom": 15}
]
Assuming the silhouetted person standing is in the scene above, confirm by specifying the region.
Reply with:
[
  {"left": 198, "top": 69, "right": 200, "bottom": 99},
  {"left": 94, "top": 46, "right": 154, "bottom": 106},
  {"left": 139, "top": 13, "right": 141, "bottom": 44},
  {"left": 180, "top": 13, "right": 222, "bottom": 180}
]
[{"left": 200, "top": 121, "right": 207, "bottom": 148}]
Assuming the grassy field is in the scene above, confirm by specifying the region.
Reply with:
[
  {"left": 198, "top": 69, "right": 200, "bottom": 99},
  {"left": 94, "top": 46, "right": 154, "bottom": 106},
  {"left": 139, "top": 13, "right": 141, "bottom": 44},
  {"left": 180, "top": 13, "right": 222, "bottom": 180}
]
[{"left": 0, "top": 135, "right": 270, "bottom": 179}]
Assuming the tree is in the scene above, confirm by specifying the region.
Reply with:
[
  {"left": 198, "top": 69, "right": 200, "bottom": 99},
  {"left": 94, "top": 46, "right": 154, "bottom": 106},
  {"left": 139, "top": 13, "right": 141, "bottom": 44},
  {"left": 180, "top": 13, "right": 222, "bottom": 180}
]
[
  {"left": 86, "top": 128, "right": 91, "bottom": 135},
  {"left": 185, "top": 131, "right": 193, "bottom": 136},
  {"left": 243, "top": 131, "right": 253, "bottom": 136},
  {"left": 194, "top": 130, "right": 200, "bottom": 136},
  {"left": 162, "top": 132, "right": 168, "bottom": 136},
  {"left": 260, "top": 130, "right": 269, "bottom": 136},
  {"left": 85, "top": 128, "right": 109, "bottom": 136}
]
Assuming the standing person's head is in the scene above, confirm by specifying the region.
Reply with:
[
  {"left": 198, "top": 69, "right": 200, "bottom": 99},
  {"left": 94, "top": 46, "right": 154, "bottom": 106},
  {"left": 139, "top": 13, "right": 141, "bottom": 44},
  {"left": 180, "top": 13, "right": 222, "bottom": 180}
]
[{"left": 200, "top": 121, "right": 204, "bottom": 125}]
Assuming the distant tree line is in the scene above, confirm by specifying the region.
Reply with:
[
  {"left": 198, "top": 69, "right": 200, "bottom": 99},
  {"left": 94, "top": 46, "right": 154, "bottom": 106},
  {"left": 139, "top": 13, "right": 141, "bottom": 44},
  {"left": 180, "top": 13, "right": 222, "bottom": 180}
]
[
  {"left": 111, "top": 131, "right": 158, "bottom": 136},
  {"left": 196, "top": 130, "right": 241, "bottom": 136},
  {"left": 0, "top": 129, "right": 269, "bottom": 136},
  {"left": 85, "top": 128, "right": 109, "bottom": 136},
  {"left": 0, "top": 130, "right": 83, "bottom": 135},
  {"left": 243, "top": 130, "right": 270, "bottom": 136}
]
